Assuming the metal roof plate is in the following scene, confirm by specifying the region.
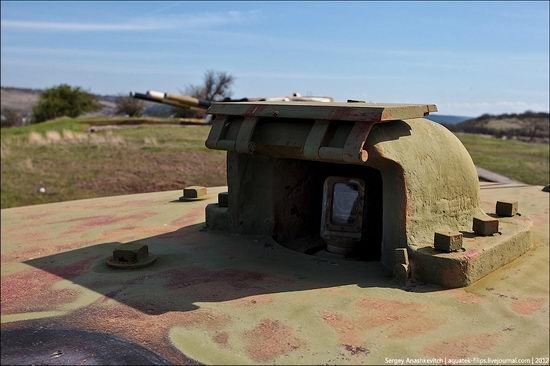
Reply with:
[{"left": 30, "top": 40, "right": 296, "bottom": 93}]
[
  {"left": 1, "top": 183, "right": 548, "bottom": 364},
  {"left": 208, "top": 101, "right": 438, "bottom": 122}
]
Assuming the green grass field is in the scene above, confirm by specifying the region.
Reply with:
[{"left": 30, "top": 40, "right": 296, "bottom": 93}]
[
  {"left": 1, "top": 117, "right": 225, "bottom": 208},
  {"left": 455, "top": 133, "right": 549, "bottom": 186},
  {"left": 1, "top": 119, "right": 548, "bottom": 208}
]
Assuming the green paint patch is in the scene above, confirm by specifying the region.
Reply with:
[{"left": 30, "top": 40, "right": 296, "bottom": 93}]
[{"left": 170, "top": 326, "right": 250, "bottom": 365}]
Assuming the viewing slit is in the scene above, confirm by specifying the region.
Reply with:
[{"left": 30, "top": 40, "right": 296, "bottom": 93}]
[{"left": 321, "top": 177, "right": 366, "bottom": 255}]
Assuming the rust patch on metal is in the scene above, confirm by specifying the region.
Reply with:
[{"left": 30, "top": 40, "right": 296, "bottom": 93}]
[
  {"left": 1, "top": 230, "right": 50, "bottom": 246},
  {"left": 74, "top": 267, "right": 292, "bottom": 314},
  {"left": 1, "top": 240, "right": 95, "bottom": 264},
  {"left": 53, "top": 212, "right": 154, "bottom": 226},
  {"left": 87, "top": 199, "right": 154, "bottom": 210},
  {"left": 96, "top": 225, "right": 168, "bottom": 244},
  {"left": 244, "top": 319, "right": 305, "bottom": 362},
  {"left": 175, "top": 309, "right": 231, "bottom": 331},
  {"left": 341, "top": 344, "right": 370, "bottom": 356},
  {"left": 446, "top": 289, "right": 488, "bottom": 305},
  {"left": 328, "top": 107, "right": 352, "bottom": 121},
  {"left": 357, "top": 298, "right": 442, "bottom": 338},
  {"left": 165, "top": 268, "right": 287, "bottom": 291},
  {"left": 1, "top": 270, "right": 78, "bottom": 314},
  {"left": 44, "top": 255, "right": 102, "bottom": 278},
  {"left": 424, "top": 333, "right": 501, "bottom": 359},
  {"left": 1, "top": 256, "right": 100, "bottom": 314},
  {"left": 63, "top": 301, "right": 209, "bottom": 365},
  {"left": 322, "top": 297, "right": 443, "bottom": 347},
  {"left": 168, "top": 207, "right": 205, "bottom": 227},
  {"left": 59, "top": 212, "right": 158, "bottom": 234},
  {"left": 212, "top": 331, "right": 229, "bottom": 346},
  {"left": 381, "top": 110, "right": 394, "bottom": 120},
  {"left": 511, "top": 297, "right": 546, "bottom": 315},
  {"left": 321, "top": 310, "right": 371, "bottom": 353},
  {"left": 243, "top": 104, "right": 268, "bottom": 118}
]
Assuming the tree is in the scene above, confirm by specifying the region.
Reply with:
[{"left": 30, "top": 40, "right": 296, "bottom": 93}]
[
  {"left": 172, "top": 70, "right": 235, "bottom": 118},
  {"left": 32, "top": 84, "right": 100, "bottom": 123},
  {"left": 186, "top": 70, "right": 235, "bottom": 101},
  {"left": 115, "top": 95, "right": 144, "bottom": 117}
]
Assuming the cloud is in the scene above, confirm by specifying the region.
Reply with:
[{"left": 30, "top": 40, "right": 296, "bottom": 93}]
[
  {"left": 0, "top": 10, "right": 259, "bottom": 32},
  {"left": 1, "top": 20, "right": 162, "bottom": 31}
]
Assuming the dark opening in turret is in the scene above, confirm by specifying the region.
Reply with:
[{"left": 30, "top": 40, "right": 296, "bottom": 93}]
[{"left": 272, "top": 159, "right": 383, "bottom": 261}]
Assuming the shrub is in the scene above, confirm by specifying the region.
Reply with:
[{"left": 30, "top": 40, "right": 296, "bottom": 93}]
[{"left": 32, "top": 84, "right": 100, "bottom": 123}]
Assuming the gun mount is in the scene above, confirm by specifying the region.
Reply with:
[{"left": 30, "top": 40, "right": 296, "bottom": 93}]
[
  {"left": 203, "top": 100, "right": 533, "bottom": 288},
  {"left": 131, "top": 90, "right": 334, "bottom": 112}
]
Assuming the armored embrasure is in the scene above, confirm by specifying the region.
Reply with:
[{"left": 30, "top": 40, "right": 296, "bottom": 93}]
[{"left": 203, "top": 100, "right": 532, "bottom": 288}]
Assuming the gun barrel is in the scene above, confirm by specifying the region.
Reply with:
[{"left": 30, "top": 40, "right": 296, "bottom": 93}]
[
  {"left": 146, "top": 90, "right": 165, "bottom": 100},
  {"left": 130, "top": 91, "right": 189, "bottom": 109},
  {"left": 130, "top": 91, "right": 208, "bottom": 112},
  {"left": 131, "top": 90, "right": 211, "bottom": 111},
  {"left": 130, "top": 91, "right": 156, "bottom": 102},
  {"left": 164, "top": 93, "right": 211, "bottom": 109}
]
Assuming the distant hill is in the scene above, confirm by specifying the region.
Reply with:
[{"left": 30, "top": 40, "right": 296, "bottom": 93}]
[
  {"left": 1, "top": 86, "right": 171, "bottom": 121},
  {"left": 425, "top": 114, "right": 471, "bottom": 125},
  {"left": 1, "top": 86, "right": 118, "bottom": 118},
  {"left": 0, "top": 87, "right": 41, "bottom": 116},
  {"left": 448, "top": 111, "right": 549, "bottom": 142}
]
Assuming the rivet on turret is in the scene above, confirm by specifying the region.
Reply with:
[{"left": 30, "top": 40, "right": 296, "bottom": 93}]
[
  {"left": 434, "top": 231, "right": 463, "bottom": 252},
  {"left": 179, "top": 186, "right": 207, "bottom": 201},
  {"left": 107, "top": 243, "right": 157, "bottom": 269},
  {"left": 496, "top": 200, "right": 518, "bottom": 217},
  {"left": 473, "top": 215, "right": 499, "bottom": 236},
  {"left": 218, "top": 192, "right": 229, "bottom": 207}
]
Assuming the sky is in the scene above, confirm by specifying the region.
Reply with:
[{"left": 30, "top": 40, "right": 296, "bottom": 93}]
[{"left": 1, "top": 1, "right": 549, "bottom": 116}]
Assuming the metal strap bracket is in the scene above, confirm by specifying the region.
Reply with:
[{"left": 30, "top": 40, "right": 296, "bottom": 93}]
[
  {"left": 205, "top": 115, "right": 228, "bottom": 149},
  {"left": 303, "top": 119, "right": 330, "bottom": 160},
  {"left": 235, "top": 117, "right": 259, "bottom": 154}
]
